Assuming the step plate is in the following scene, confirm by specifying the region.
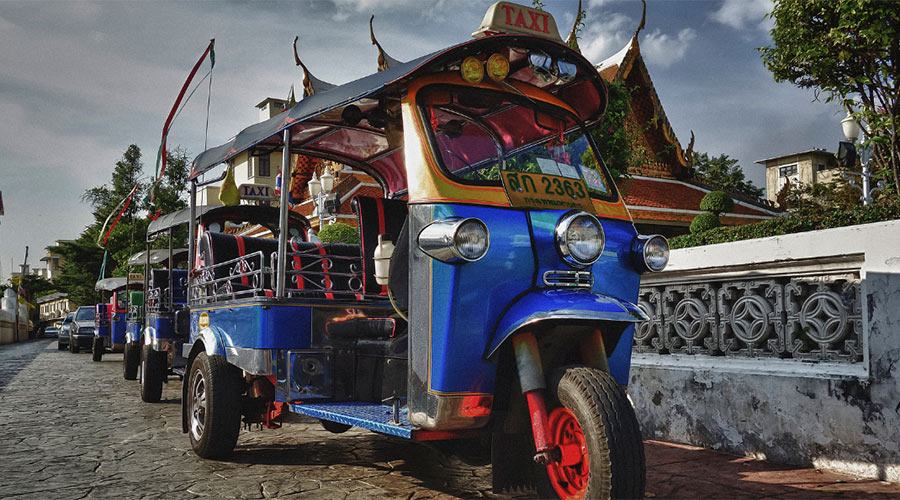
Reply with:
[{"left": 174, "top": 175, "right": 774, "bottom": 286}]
[{"left": 289, "top": 402, "right": 414, "bottom": 439}]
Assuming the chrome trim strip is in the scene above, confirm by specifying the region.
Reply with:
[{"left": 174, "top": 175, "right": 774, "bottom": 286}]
[
  {"left": 542, "top": 270, "right": 594, "bottom": 288},
  {"left": 225, "top": 346, "right": 275, "bottom": 375}
]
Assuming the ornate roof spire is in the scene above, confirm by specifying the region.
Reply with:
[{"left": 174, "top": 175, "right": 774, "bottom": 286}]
[
  {"left": 635, "top": 0, "right": 646, "bottom": 39},
  {"left": 293, "top": 36, "right": 336, "bottom": 98},
  {"left": 369, "top": 16, "right": 402, "bottom": 72},
  {"left": 564, "top": 0, "right": 584, "bottom": 53}
]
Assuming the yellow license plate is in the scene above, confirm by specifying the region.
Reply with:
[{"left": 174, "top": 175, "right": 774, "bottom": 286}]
[{"left": 501, "top": 170, "right": 595, "bottom": 212}]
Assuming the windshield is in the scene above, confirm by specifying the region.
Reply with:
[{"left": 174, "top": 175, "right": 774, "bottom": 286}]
[
  {"left": 418, "top": 85, "right": 614, "bottom": 200},
  {"left": 75, "top": 308, "right": 95, "bottom": 321}
]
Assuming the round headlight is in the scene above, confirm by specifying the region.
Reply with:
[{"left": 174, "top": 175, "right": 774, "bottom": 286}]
[
  {"left": 454, "top": 219, "right": 490, "bottom": 261},
  {"left": 642, "top": 235, "right": 669, "bottom": 272},
  {"left": 556, "top": 212, "right": 605, "bottom": 267},
  {"left": 632, "top": 234, "right": 669, "bottom": 272}
]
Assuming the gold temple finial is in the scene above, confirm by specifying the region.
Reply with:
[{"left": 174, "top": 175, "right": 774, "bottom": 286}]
[
  {"left": 684, "top": 130, "right": 695, "bottom": 166},
  {"left": 293, "top": 35, "right": 336, "bottom": 98},
  {"left": 369, "top": 15, "right": 402, "bottom": 71},
  {"left": 636, "top": 0, "right": 646, "bottom": 36},
  {"left": 564, "top": 0, "right": 584, "bottom": 53}
]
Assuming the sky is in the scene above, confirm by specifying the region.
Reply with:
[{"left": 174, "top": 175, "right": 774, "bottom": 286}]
[{"left": 0, "top": 0, "right": 848, "bottom": 279}]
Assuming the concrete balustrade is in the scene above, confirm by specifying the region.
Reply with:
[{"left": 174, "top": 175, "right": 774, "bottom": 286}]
[{"left": 631, "top": 219, "right": 900, "bottom": 481}]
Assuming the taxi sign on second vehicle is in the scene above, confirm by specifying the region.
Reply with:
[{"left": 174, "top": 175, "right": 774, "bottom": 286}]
[{"left": 239, "top": 183, "right": 275, "bottom": 201}]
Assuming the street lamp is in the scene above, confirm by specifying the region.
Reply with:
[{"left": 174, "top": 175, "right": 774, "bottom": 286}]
[
  {"left": 839, "top": 110, "right": 883, "bottom": 205},
  {"left": 307, "top": 165, "right": 339, "bottom": 227}
]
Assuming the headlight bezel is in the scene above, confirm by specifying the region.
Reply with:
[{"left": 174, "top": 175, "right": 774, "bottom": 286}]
[
  {"left": 555, "top": 211, "right": 605, "bottom": 268},
  {"left": 418, "top": 217, "right": 490, "bottom": 264}
]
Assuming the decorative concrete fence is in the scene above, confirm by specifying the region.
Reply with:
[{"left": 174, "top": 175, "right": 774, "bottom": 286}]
[{"left": 631, "top": 220, "right": 900, "bottom": 481}]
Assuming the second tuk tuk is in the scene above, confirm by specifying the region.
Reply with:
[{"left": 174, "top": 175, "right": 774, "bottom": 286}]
[{"left": 181, "top": 3, "right": 669, "bottom": 498}]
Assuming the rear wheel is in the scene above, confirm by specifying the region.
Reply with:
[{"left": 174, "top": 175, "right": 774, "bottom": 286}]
[
  {"left": 140, "top": 344, "right": 165, "bottom": 403},
  {"left": 70, "top": 337, "right": 80, "bottom": 353},
  {"left": 92, "top": 337, "right": 104, "bottom": 362},
  {"left": 187, "top": 352, "right": 243, "bottom": 459},
  {"left": 57, "top": 340, "right": 65, "bottom": 350},
  {"left": 538, "top": 367, "right": 645, "bottom": 500},
  {"left": 123, "top": 342, "right": 139, "bottom": 380}
]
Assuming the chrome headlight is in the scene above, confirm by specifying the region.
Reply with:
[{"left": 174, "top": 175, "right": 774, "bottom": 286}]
[
  {"left": 418, "top": 217, "right": 490, "bottom": 263},
  {"left": 555, "top": 211, "right": 605, "bottom": 268},
  {"left": 632, "top": 234, "right": 669, "bottom": 273}
]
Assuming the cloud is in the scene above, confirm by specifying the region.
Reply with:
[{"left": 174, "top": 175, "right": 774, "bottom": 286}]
[
  {"left": 641, "top": 28, "right": 697, "bottom": 68},
  {"left": 712, "top": 0, "right": 774, "bottom": 31},
  {"left": 579, "top": 12, "right": 633, "bottom": 65}
]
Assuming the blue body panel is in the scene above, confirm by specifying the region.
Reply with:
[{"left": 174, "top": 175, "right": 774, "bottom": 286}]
[
  {"left": 290, "top": 402, "right": 414, "bottom": 439},
  {"left": 426, "top": 204, "right": 535, "bottom": 395},
  {"left": 96, "top": 325, "right": 110, "bottom": 339},
  {"left": 111, "top": 314, "right": 127, "bottom": 344},
  {"left": 149, "top": 315, "right": 176, "bottom": 340},
  {"left": 189, "top": 301, "right": 394, "bottom": 350},
  {"left": 424, "top": 205, "right": 642, "bottom": 395}
]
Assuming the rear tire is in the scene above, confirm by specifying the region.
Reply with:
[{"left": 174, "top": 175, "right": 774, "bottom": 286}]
[
  {"left": 92, "top": 337, "right": 104, "bottom": 362},
  {"left": 57, "top": 341, "right": 65, "bottom": 350},
  {"left": 140, "top": 344, "right": 165, "bottom": 403},
  {"left": 123, "top": 342, "right": 139, "bottom": 380},
  {"left": 70, "top": 337, "right": 80, "bottom": 353},
  {"left": 187, "top": 352, "right": 243, "bottom": 459},
  {"left": 537, "top": 367, "right": 645, "bottom": 500}
]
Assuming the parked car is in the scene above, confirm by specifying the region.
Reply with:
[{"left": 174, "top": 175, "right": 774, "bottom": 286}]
[
  {"left": 43, "top": 326, "right": 59, "bottom": 338},
  {"left": 69, "top": 306, "right": 96, "bottom": 353},
  {"left": 57, "top": 313, "right": 74, "bottom": 350}
]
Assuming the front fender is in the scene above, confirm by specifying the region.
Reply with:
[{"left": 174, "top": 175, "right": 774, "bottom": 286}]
[
  {"left": 485, "top": 289, "right": 647, "bottom": 359},
  {"left": 142, "top": 326, "right": 157, "bottom": 345}
]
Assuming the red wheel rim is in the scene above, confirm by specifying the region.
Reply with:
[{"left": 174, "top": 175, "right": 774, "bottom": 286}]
[{"left": 546, "top": 407, "right": 590, "bottom": 499}]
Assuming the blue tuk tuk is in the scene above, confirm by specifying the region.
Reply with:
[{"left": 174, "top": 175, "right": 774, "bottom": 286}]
[
  {"left": 181, "top": 3, "right": 668, "bottom": 498},
  {"left": 93, "top": 277, "right": 140, "bottom": 363}
]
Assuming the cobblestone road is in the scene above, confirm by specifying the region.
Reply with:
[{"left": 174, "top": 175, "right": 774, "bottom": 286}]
[{"left": 0, "top": 339, "right": 533, "bottom": 500}]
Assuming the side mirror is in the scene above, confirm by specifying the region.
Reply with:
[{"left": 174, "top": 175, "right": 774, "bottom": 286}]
[{"left": 838, "top": 141, "right": 857, "bottom": 169}]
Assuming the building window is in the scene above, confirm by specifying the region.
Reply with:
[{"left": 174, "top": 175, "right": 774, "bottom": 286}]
[
  {"left": 779, "top": 164, "right": 798, "bottom": 177},
  {"left": 256, "top": 154, "right": 270, "bottom": 178},
  {"left": 817, "top": 163, "right": 828, "bottom": 172}
]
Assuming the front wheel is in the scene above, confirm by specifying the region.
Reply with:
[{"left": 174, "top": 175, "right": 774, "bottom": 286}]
[
  {"left": 539, "top": 367, "right": 645, "bottom": 500},
  {"left": 70, "top": 337, "right": 80, "bottom": 353},
  {"left": 187, "top": 352, "right": 243, "bottom": 459},
  {"left": 140, "top": 344, "right": 165, "bottom": 403},
  {"left": 92, "top": 337, "right": 104, "bottom": 362},
  {"left": 123, "top": 342, "right": 139, "bottom": 380}
]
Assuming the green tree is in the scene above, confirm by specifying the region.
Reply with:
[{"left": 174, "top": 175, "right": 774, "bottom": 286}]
[
  {"left": 692, "top": 152, "right": 764, "bottom": 198},
  {"left": 47, "top": 234, "right": 105, "bottom": 307},
  {"left": 7, "top": 274, "right": 58, "bottom": 328},
  {"left": 589, "top": 80, "right": 649, "bottom": 181},
  {"left": 760, "top": 0, "right": 900, "bottom": 197}
]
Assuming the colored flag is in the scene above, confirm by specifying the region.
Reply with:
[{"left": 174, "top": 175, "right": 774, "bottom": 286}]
[{"left": 218, "top": 166, "right": 240, "bottom": 206}]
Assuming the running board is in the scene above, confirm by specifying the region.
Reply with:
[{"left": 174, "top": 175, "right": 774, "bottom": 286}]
[{"left": 289, "top": 402, "right": 477, "bottom": 441}]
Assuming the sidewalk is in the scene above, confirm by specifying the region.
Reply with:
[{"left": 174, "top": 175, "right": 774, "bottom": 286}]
[{"left": 646, "top": 440, "right": 900, "bottom": 499}]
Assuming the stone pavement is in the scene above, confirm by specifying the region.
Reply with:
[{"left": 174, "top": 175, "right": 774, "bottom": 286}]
[{"left": 1, "top": 339, "right": 898, "bottom": 499}]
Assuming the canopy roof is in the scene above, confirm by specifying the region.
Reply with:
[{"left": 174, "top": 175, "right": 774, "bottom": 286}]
[
  {"left": 126, "top": 249, "right": 188, "bottom": 267},
  {"left": 95, "top": 277, "right": 142, "bottom": 292},
  {"left": 147, "top": 206, "right": 213, "bottom": 236},
  {"left": 191, "top": 35, "right": 607, "bottom": 194}
]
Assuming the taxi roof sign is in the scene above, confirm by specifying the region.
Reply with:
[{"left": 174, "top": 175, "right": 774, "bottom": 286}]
[{"left": 472, "top": 1, "right": 563, "bottom": 43}]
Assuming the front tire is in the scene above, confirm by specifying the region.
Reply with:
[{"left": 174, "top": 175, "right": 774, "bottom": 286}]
[
  {"left": 123, "top": 342, "right": 139, "bottom": 380},
  {"left": 70, "top": 337, "right": 80, "bottom": 353},
  {"left": 92, "top": 337, "right": 104, "bottom": 362},
  {"left": 538, "top": 367, "right": 645, "bottom": 500},
  {"left": 140, "top": 344, "right": 165, "bottom": 403},
  {"left": 187, "top": 352, "right": 243, "bottom": 459}
]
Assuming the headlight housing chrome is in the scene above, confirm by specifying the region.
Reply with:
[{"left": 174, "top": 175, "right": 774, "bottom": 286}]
[
  {"left": 418, "top": 217, "right": 490, "bottom": 263},
  {"left": 555, "top": 211, "right": 605, "bottom": 268},
  {"left": 632, "top": 234, "right": 669, "bottom": 273}
]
